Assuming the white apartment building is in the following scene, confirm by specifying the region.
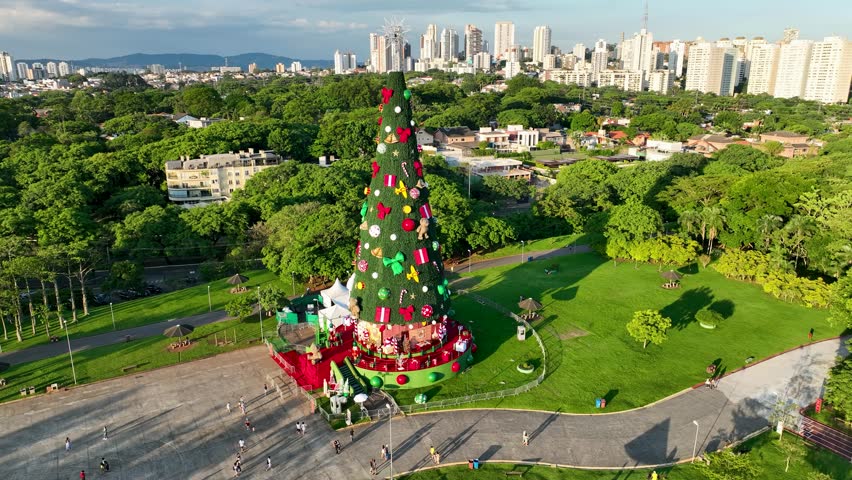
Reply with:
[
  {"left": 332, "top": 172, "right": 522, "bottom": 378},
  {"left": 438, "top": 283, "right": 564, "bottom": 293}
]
[
  {"left": 494, "top": 22, "right": 515, "bottom": 60},
  {"left": 369, "top": 32, "right": 388, "bottom": 73},
  {"left": 58, "top": 61, "right": 70, "bottom": 77},
  {"left": 773, "top": 39, "right": 813, "bottom": 98},
  {"left": 333, "top": 50, "right": 357, "bottom": 74},
  {"left": 598, "top": 70, "right": 644, "bottom": 91},
  {"left": 0, "top": 52, "right": 14, "bottom": 81},
  {"left": 668, "top": 40, "right": 686, "bottom": 77},
  {"left": 746, "top": 43, "right": 779, "bottom": 95},
  {"left": 547, "top": 69, "right": 593, "bottom": 87},
  {"left": 440, "top": 28, "right": 459, "bottom": 61},
  {"left": 803, "top": 36, "right": 852, "bottom": 103},
  {"left": 504, "top": 60, "right": 522, "bottom": 80},
  {"left": 685, "top": 43, "right": 738, "bottom": 96},
  {"left": 532, "top": 26, "right": 552, "bottom": 64},
  {"left": 647, "top": 70, "right": 674, "bottom": 94},
  {"left": 289, "top": 61, "right": 302, "bottom": 73},
  {"left": 591, "top": 39, "right": 608, "bottom": 75},
  {"left": 165, "top": 149, "right": 283, "bottom": 208},
  {"left": 621, "top": 29, "right": 655, "bottom": 75},
  {"left": 420, "top": 24, "right": 439, "bottom": 60},
  {"left": 572, "top": 43, "right": 586, "bottom": 62},
  {"left": 542, "top": 54, "right": 558, "bottom": 71},
  {"left": 464, "top": 25, "right": 483, "bottom": 60},
  {"left": 15, "top": 62, "right": 27, "bottom": 80},
  {"left": 473, "top": 52, "right": 492, "bottom": 71}
]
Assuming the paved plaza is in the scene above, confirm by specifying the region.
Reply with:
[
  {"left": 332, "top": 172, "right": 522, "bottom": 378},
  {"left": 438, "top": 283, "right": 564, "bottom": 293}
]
[{"left": 0, "top": 339, "right": 846, "bottom": 479}]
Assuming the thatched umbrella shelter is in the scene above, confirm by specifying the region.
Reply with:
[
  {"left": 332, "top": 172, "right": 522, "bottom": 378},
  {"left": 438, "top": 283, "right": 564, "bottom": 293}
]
[{"left": 227, "top": 274, "right": 249, "bottom": 285}]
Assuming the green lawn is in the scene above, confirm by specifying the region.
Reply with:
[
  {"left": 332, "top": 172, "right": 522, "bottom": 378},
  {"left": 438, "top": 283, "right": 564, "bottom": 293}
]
[
  {"left": 0, "top": 314, "right": 271, "bottom": 404},
  {"left": 398, "top": 432, "right": 851, "bottom": 480},
  {"left": 403, "top": 253, "right": 843, "bottom": 412},
  {"left": 1, "top": 269, "right": 292, "bottom": 353},
  {"left": 471, "top": 234, "right": 583, "bottom": 261}
]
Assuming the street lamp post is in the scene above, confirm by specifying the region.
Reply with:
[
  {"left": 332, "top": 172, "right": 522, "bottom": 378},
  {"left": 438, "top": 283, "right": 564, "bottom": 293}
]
[
  {"left": 521, "top": 240, "right": 525, "bottom": 264},
  {"left": 207, "top": 285, "right": 212, "bottom": 312},
  {"left": 290, "top": 272, "right": 296, "bottom": 297},
  {"left": 64, "top": 318, "right": 77, "bottom": 385},
  {"left": 387, "top": 403, "right": 393, "bottom": 479},
  {"left": 691, "top": 420, "right": 700, "bottom": 463},
  {"left": 257, "top": 286, "right": 264, "bottom": 340},
  {"left": 468, "top": 165, "right": 472, "bottom": 198},
  {"left": 467, "top": 249, "right": 472, "bottom": 274},
  {"left": 109, "top": 302, "right": 116, "bottom": 330}
]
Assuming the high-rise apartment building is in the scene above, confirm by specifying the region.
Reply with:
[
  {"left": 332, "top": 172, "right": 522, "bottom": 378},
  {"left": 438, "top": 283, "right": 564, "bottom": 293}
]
[
  {"left": 464, "top": 25, "right": 483, "bottom": 61},
  {"left": 334, "top": 50, "right": 357, "bottom": 74},
  {"left": 803, "top": 36, "right": 852, "bottom": 103},
  {"left": 46, "top": 61, "right": 58, "bottom": 78},
  {"left": 440, "top": 28, "right": 459, "bottom": 61},
  {"left": 29, "top": 63, "right": 45, "bottom": 80},
  {"left": 598, "top": 70, "right": 644, "bottom": 91},
  {"left": 773, "top": 39, "right": 813, "bottom": 98},
  {"left": 647, "top": 70, "right": 674, "bottom": 94},
  {"left": 746, "top": 43, "right": 779, "bottom": 95},
  {"left": 591, "top": 40, "right": 608, "bottom": 77},
  {"left": 0, "top": 51, "right": 14, "bottom": 81},
  {"left": 543, "top": 54, "right": 558, "bottom": 71},
  {"left": 420, "top": 24, "right": 439, "bottom": 60},
  {"left": 532, "top": 26, "right": 552, "bottom": 64},
  {"left": 494, "top": 22, "right": 515, "bottom": 60},
  {"left": 58, "top": 61, "right": 70, "bottom": 77},
  {"left": 290, "top": 61, "right": 302, "bottom": 72},
  {"left": 572, "top": 43, "right": 586, "bottom": 62},
  {"left": 668, "top": 39, "right": 686, "bottom": 77},
  {"left": 369, "top": 32, "right": 388, "bottom": 73},
  {"left": 16, "top": 62, "right": 27, "bottom": 80},
  {"left": 275, "top": 63, "right": 286, "bottom": 74},
  {"left": 685, "top": 42, "right": 738, "bottom": 96},
  {"left": 621, "top": 29, "right": 655, "bottom": 74},
  {"left": 473, "top": 52, "right": 492, "bottom": 71},
  {"left": 247, "top": 63, "right": 258, "bottom": 74}
]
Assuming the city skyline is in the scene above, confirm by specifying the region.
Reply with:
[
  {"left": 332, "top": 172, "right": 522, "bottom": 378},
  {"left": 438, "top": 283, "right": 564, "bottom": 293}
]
[{"left": 2, "top": 0, "right": 851, "bottom": 60}]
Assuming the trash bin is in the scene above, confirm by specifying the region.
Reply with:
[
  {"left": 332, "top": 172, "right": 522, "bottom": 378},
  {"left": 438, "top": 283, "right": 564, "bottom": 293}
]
[
  {"left": 595, "top": 397, "right": 602, "bottom": 408},
  {"left": 468, "top": 459, "right": 474, "bottom": 470},
  {"left": 473, "top": 458, "right": 480, "bottom": 469},
  {"left": 527, "top": 256, "right": 533, "bottom": 262},
  {"left": 600, "top": 398, "right": 607, "bottom": 409}
]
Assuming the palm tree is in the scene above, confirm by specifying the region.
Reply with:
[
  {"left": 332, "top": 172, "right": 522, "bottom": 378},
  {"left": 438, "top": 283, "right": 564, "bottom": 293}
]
[
  {"left": 678, "top": 210, "right": 705, "bottom": 245},
  {"left": 756, "top": 214, "right": 783, "bottom": 252},
  {"left": 701, "top": 206, "right": 726, "bottom": 254},
  {"left": 780, "top": 215, "right": 814, "bottom": 269}
]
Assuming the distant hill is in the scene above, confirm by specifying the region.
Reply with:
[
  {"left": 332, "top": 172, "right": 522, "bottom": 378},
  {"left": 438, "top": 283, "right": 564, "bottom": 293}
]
[{"left": 19, "top": 52, "right": 332, "bottom": 71}]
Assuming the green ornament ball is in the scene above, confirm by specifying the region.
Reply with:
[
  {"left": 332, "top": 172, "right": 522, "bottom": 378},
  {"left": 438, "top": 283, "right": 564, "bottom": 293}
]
[
  {"left": 403, "top": 89, "right": 411, "bottom": 99},
  {"left": 415, "top": 393, "right": 428, "bottom": 404},
  {"left": 428, "top": 372, "right": 440, "bottom": 382},
  {"left": 378, "top": 288, "right": 391, "bottom": 300},
  {"left": 370, "top": 376, "right": 383, "bottom": 388}
]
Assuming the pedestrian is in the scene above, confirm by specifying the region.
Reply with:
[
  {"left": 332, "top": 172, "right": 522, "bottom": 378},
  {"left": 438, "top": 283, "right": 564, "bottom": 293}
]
[
  {"left": 300, "top": 421, "right": 306, "bottom": 436},
  {"left": 522, "top": 431, "right": 529, "bottom": 446},
  {"left": 233, "top": 461, "right": 241, "bottom": 477},
  {"left": 266, "top": 456, "right": 272, "bottom": 471},
  {"left": 80, "top": 470, "right": 86, "bottom": 480},
  {"left": 434, "top": 451, "right": 441, "bottom": 465},
  {"left": 226, "top": 402, "right": 232, "bottom": 414},
  {"left": 238, "top": 438, "right": 246, "bottom": 453},
  {"left": 295, "top": 421, "right": 301, "bottom": 435},
  {"left": 264, "top": 384, "right": 269, "bottom": 395},
  {"left": 235, "top": 454, "right": 241, "bottom": 466},
  {"left": 381, "top": 445, "right": 388, "bottom": 461},
  {"left": 349, "top": 428, "right": 355, "bottom": 442},
  {"left": 369, "top": 458, "right": 377, "bottom": 475},
  {"left": 808, "top": 328, "right": 814, "bottom": 341},
  {"left": 429, "top": 445, "right": 436, "bottom": 463},
  {"left": 99, "top": 458, "right": 110, "bottom": 473},
  {"left": 65, "top": 437, "right": 71, "bottom": 451},
  {"left": 244, "top": 418, "right": 252, "bottom": 431},
  {"left": 102, "top": 426, "right": 108, "bottom": 440},
  {"left": 239, "top": 402, "right": 246, "bottom": 415},
  {"left": 704, "top": 378, "right": 711, "bottom": 389},
  {"left": 712, "top": 378, "right": 720, "bottom": 389},
  {"left": 333, "top": 439, "right": 341, "bottom": 454}
]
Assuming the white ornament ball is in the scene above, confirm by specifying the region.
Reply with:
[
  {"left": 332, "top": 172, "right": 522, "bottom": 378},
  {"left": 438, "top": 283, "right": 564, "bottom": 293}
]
[
  {"left": 364, "top": 243, "right": 370, "bottom": 249},
  {"left": 374, "top": 189, "right": 381, "bottom": 196},
  {"left": 394, "top": 106, "right": 402, "bottom": 113},
  {"left": 384, "top": 125, "right": 391, "bottom": 133},
  {"left": 390, "top": 234, "right": 397, "bottom": 241},
  {"left": 408, "top": 324, "right": 414, "bottom": 330},
  {"left": 369, "top": 225, "right": 381, "bottom": 238},
  {"left": 410, "top": 120, "right": 415, "bottom": 126},
  {"left": 422, "top": 286, "right": 429, "bottom": 293},
  {"left": 377, "top": 143, "right": 387, "bottom": 154},
  {"left": 371, "top": 272, "right": 379, "bottom": 279}
]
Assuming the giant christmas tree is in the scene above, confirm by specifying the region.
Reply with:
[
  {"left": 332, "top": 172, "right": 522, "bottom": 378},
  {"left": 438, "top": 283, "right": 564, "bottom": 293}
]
[{"left": 349, "top": 72, "right": 474, "bottom": 389}]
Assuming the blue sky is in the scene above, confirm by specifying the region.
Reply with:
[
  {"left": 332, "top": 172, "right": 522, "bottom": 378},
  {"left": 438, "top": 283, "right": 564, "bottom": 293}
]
[{"left": 2, "top": 0, "right": 850, "bottom": 60}]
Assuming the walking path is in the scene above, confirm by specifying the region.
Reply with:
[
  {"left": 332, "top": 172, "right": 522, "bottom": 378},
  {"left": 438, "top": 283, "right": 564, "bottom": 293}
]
[
  {"left": 0, "top": 245, "right": 590, "bottom": 367},
  {"left": 0, "top": 339, "right": 845, "bottom": 479},
  {"left": 0, "top": 310, "right": 230, "bottom": 365}
]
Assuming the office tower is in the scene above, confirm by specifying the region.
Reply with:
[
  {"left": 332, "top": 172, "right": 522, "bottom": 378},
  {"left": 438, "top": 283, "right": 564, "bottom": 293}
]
[
  {"left": 46, "top": 61, "right": 58, "bottom": 77},
  {"left": 420, "top": 24, "right": 439, "bottom": 60},
  {"left": 440, "top": 28, "right": 459, "bottom": 61},
  {"left": 668, "top": 40, "right": 686, "bottom": 77},
  {"left": 804, "top": 36, "right": 852, "bottom": 103},
  {"left": 494, "top": 21, "right": 514, "bottom": 60},
  {"left": 746, "top": 43, "right": 780, "bottom": 95},
  {"left": 532, "top": 25, "right": 552, "bottom": 63},
  {"left": 464, "top": 24, "right": 483, "bottom": 61},
  {"left": 685, "top": 42, "right": 738, "bottom": 96},
  {"left": 572, "top": 43, "right": 586, "bottom": 62},
  {"left": 591, "top": 39, "right": 608, "bottom": 74},
  {"left": 773, "top": 39, "right": 813, "bottom": 98},
  {"left": 58, "top": 61, "right": 70, "bottom": 77},
  {"left": 0, "top": 51, "right": 14, "bottom": 81},
  {"left": 16, "top": 62, "right": 27, "bottom": 80},
  {"left": 369, "top": 32, "right": 388, "bottom": 73}
]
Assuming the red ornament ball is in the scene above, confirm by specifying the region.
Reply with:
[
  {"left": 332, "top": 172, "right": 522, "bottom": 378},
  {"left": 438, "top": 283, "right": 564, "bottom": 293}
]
[
  {"left": 451, "top": 361, "right": 461, "bottom": 373},
  {"left": 357, "top": 260, "right": 368, "bottom": 272},
  {"left": 472, "top": 343, "right": 478, "bottom": 354},
  {"left": 396, "top": 374, "right": 409, "bottom": 385},
  {"left": 401, "top": 218, "right": 416, "bottom": 232},
  {"left": 421, "top": 305, "right": 433, "bottom": 317}
]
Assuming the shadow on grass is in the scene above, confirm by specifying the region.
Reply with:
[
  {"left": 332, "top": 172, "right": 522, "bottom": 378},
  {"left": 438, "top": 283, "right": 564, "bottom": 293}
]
[
  {"left": 710, "top": 300, "right": 735, "bottom": 319},
  {"left": 660, "top": 286, "right": 715, "bottom": 330}
]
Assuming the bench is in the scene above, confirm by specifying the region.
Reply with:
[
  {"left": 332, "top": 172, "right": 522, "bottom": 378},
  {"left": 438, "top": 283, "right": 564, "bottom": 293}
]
[
  {"left": 0, "top": 378, "right": 6, "bottom": 387},
  {"left": 46, "top": 383, "right": 61, "bottom": 393},
  {"left": 28, "top": 386, "right": 36, "bottom": 395},
  {"left": 505, "top": 472, "right": 524, "bottom": 477},
  {"left": 121, "top": 364, "right": 139, "bottom": 372}
]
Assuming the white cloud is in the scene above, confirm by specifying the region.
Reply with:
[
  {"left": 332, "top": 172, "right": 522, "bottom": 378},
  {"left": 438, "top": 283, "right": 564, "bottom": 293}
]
[{"left": 0, "top": 3, "right": 96, "bottom": 31}]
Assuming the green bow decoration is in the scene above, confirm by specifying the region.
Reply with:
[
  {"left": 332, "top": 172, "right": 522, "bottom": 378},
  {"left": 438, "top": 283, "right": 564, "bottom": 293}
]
[
  {"left": 382, "top": 252, "right": 406, "bottom": 275},
  {"left": 436, "top": 278, "right": 450, "bottom": 298},
  {"left": 360, "top": 202, "right": 368, "bottom": 220}
]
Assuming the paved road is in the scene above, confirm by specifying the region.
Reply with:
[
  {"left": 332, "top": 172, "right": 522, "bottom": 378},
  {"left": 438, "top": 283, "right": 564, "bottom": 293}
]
[
  {"left": 0, "top": 310, "right": 231, "bottom": 366},
  {"left": 0, "top": 339, "right": 845, "bottom": 479}
]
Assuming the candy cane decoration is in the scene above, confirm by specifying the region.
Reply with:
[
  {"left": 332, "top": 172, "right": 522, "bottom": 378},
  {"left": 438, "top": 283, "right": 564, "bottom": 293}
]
[
  {"left": 399, "top": 288, "right": 408, "bottom": 305},
  {"left": 432, "top": 260, "right": 440, "bottom": 272},
  {"left": 401, "top": 161, "right": 410, "bottom": 177}
]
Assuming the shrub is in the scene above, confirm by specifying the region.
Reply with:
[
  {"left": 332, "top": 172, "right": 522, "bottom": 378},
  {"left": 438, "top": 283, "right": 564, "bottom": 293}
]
[{"left": 696, "top": 309, "right": 723, "bottom": 328}]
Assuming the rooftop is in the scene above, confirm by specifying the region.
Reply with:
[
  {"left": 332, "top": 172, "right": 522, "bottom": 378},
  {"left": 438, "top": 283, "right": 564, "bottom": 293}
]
[
  {"left": 165, "top": 149, "right": 282, "bottom": 170},
  {"left": 437, "top": 126, "right": 475, "bottom": 137},
  {"left": 761, "top": 131, "right": 808, "bottom": 138}
]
